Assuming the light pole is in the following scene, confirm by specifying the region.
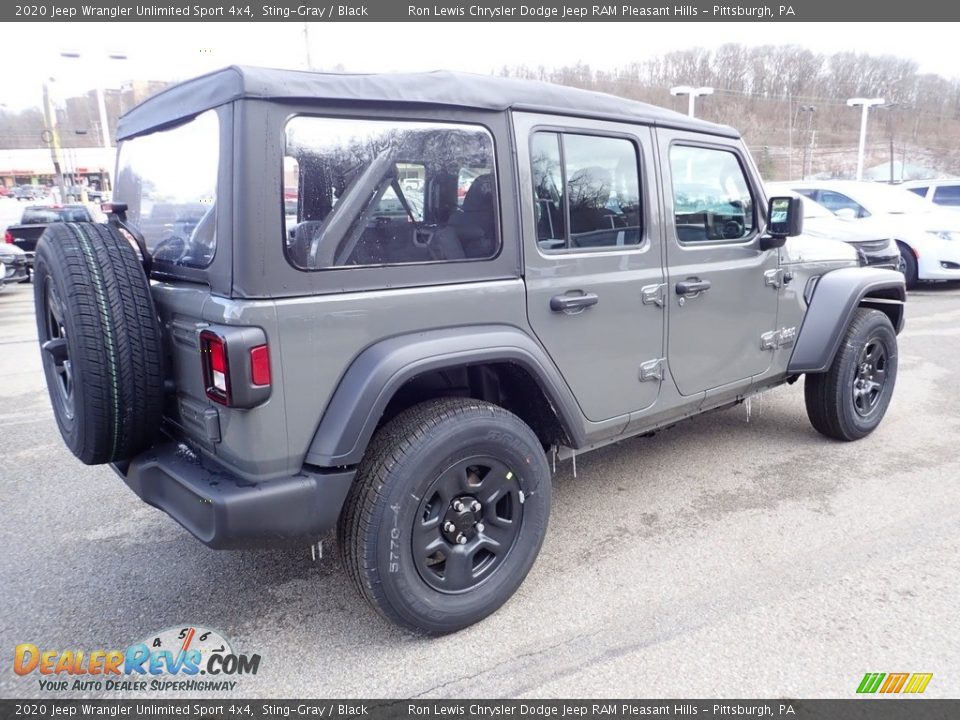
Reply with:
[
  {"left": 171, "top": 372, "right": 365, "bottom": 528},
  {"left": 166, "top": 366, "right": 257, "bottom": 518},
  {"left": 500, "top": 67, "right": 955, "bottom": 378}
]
[
  {"left": 59, "top": 50, "right": 128, "bottom": 192},
  {"left": 847, "top": 97, "right": 885, "bottom": 181},
  {"left": 670, "top": 86, "right": 714, "bottom": 118}
]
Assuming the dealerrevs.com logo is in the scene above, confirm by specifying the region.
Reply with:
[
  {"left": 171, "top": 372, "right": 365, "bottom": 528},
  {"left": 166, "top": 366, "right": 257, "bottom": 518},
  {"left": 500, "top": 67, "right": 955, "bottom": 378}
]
[{"left": 14, "top": 626, "right": 261, "bottom": 693}]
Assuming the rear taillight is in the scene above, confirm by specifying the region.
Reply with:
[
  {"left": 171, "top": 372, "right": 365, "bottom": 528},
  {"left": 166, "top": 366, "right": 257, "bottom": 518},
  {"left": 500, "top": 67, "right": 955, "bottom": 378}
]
[
  {"left": 250, "top": 345, "right": 271, "bottom": 386},
  {"left": 199, "top": 328, "right": 272, "bottom": 408},
  {"left": 200, "top": 330, "right": 230, "bottom": 405},
  {"left": 3, "top": 231, "right": 12, "bottom": 244}
]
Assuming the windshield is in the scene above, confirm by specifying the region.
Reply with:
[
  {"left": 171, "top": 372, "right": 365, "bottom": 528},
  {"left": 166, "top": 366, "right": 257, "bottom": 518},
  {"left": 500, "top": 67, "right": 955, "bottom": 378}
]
[{"left": 114, "top": 110, "right": 219, "bottom": 269}]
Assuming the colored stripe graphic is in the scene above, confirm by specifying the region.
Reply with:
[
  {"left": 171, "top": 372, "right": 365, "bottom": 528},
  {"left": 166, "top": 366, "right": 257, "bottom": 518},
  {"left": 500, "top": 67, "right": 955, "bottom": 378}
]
[
  {"left": 857, "top": 673, "right": 885, "bottom": 693},
  {"left": 880, "top": 673, "right": 909, "bottom": 693},
  {"left": 857, "top": 672, "right": 932, "bottom": 694},
  {"left": 903, "top": 673, "right": 933, "bottom": 694}
]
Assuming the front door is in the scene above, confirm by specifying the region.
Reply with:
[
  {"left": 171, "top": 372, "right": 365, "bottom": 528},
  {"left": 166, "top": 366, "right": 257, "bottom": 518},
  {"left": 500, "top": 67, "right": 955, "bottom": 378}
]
[
  {"left": 516, "top": 112, "right": 666, "bottom": 423},
  {"left": 656, "top": 131, "right": 780, "bottom": 396}
]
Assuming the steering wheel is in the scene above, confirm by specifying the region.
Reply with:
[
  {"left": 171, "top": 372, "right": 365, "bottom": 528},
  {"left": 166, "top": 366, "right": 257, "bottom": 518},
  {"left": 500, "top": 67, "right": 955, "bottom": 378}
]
[{"left": 152, "top": 234, "right": 189, "bottom": 264}]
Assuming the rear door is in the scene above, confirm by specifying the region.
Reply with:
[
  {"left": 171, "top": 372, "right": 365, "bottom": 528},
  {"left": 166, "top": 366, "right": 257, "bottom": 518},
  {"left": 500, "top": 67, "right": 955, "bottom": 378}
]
[
  {"left": 515, "top": 112, "right": 666, "bottom": 423},
  {"left": 656, "top": 131, "right": 779, "bottom": 396}
]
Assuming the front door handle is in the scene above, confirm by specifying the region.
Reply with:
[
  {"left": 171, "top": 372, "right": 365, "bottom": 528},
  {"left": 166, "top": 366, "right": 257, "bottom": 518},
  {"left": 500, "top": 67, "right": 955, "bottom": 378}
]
[
  {"left": 675, "top": 279, "right": 712, "bottom": 295},
  {"left": 550, "top": 292, "right": 599, "bottom": 313}
]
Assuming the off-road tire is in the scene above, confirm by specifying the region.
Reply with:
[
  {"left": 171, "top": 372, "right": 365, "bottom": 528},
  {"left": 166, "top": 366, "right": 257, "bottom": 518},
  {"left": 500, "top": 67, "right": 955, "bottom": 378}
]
[
  {"left": 338, "top": 397, "right": 552, "bottom": 635},
  {"left": 896, "top": 241, "right": 919, "bottom": 290},
  {"left": 34, "top": 222, "right": 164, "bottom": 465},
  {"left": 805, "top": 308, "right": 898, "bottom": 441}
]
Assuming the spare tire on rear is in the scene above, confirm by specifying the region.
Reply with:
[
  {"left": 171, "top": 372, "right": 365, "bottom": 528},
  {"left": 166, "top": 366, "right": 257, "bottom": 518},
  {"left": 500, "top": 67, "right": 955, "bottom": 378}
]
[{"left": 34, "top": 222, "right": 164, "bottom": 465}]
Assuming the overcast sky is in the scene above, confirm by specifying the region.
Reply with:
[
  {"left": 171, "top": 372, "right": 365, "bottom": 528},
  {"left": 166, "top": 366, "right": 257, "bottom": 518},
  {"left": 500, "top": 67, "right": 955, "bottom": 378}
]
[{"left": 3, "top": 22, "right": 958, "bottom": 111}]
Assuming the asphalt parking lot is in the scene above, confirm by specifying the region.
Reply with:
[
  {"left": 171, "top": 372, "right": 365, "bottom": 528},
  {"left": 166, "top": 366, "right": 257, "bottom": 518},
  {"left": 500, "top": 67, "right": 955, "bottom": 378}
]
[{"left": 1, "top": 280, "right": 959, "bottom": 699}]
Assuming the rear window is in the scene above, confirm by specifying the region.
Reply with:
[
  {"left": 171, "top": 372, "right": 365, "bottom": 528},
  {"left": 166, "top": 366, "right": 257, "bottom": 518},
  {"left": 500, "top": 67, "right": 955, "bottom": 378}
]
[
  {"left": 283, "top": 117, "right": 499, "bottom": 270},
  {"left": 933, "top": 184, "right": 960, "bottom": 206},
  {"left": 114, "top": 110, "right": 219, "bottom": 269},
  {"left": 21, "top": 206, "right": 90, "bottom": 224}
]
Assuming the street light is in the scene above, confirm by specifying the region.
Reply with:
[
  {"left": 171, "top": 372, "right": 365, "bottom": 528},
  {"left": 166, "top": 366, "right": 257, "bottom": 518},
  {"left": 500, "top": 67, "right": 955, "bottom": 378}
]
[
  {"left": 59, "top": 50, "right": 128, "bottom": 192},
  {"left": 670, "top": 85, "right": 714, "bottom": 118},
  {"left": 847, "top": 97, "right": 885, "bottom": 181}
]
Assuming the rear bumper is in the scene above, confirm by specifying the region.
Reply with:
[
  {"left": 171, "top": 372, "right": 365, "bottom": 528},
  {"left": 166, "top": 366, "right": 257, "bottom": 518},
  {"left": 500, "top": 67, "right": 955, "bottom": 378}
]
[{"left": 111, "top": 443, "right": 354, "bottom": 549}]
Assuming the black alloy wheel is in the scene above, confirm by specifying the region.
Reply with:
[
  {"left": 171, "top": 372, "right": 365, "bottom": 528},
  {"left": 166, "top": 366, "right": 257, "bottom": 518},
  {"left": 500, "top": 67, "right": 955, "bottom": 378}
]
[
  {"left": 413, "top": 457, "right": 524, "bottom": 594},
  {"left": 852, "top": 337, "right": 889, "bottom": 418}
]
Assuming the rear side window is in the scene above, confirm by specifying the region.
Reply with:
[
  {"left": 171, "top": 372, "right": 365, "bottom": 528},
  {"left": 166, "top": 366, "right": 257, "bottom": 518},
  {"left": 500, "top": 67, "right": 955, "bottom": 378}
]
[
  {"left": 283, "top": 117, "right": 499, "bottom": 270},
  {"left": 933, "top": 184, "right": 960, "bottom": 206},
  {"left": 21, "top": 207, "right": 89, "bottom": 224},
  {"left": 669, "top": 145, "right": 755, "bottom": 242},
  {"left": 531, "top": 131, "right": 641, "bottom": 252},
  {"left": 114, "top": 110, "right": 219, "bottom": 269}
]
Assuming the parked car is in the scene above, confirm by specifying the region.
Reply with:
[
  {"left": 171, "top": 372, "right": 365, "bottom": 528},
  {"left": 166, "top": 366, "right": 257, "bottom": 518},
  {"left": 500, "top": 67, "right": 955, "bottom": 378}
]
[
  {"left": 11, "top": 185, "right": 41, "bottom": 201},
  {"left": 0, "top": 243, "right": 29, "bottom": 284},
  {"left": 786, "top": 180, "right": 960, "bottom": 288},
  {"left": 901, "top": 179, "right": 960, "bottom": 212},
  {"left": 768, "top": 186, "right": 900, "bottom": 270},
  {"left": 4, "top": 204, "right": 96, "bottom": 277},
  {"left": 34, "top": 67, "right": 905, "bottom": 635}
]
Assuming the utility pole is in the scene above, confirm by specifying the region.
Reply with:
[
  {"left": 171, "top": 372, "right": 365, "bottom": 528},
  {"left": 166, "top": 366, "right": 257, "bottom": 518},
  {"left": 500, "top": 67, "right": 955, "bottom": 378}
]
[
  {"left": 798, "top": 105, "right": 816, "bottom": 180},
  {"left": 303, "top": 23, "right": 314, "bottom": 70},
  {"left": 847, "top": 97, "right": 885, "bottom": 181},
  {"left": 42, "top": 80, "right": 67, "bottom": 203},
  {"left": 787, "top": 89, "right": 793, "bottom": 180},
  {"left": 669, "top": 85, "right": 713, "bottom": 118}
]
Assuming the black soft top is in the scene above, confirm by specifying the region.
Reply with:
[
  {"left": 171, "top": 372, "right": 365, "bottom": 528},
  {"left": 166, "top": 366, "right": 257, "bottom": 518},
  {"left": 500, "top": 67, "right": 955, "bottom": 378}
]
[{"left": 116, "top": 65, "right": 739, "bottom": 140}]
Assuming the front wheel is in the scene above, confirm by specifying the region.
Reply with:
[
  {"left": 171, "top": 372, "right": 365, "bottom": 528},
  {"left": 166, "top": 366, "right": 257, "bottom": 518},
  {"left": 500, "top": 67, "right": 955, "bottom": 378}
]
[
  {"left": 338, "top": 397, "right": 552, "bottom": 635},
  {"left": 804, "top": 308, "right": 898, "bottom": 441},
  {"left": 896, "top": 241, "right": 919, "bottom": 290}
]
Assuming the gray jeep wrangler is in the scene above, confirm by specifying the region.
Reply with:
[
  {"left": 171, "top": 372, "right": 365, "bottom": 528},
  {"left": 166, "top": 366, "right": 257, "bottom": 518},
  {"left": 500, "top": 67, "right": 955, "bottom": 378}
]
[{"left": 34, "top": 66, "right": 905, "bottom": 634}]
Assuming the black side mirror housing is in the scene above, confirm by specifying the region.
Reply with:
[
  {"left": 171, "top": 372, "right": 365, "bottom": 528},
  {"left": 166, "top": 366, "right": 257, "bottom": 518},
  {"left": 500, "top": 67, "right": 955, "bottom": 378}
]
[{"left": 763, "top": 196, "right": 804, "bottom": 249}]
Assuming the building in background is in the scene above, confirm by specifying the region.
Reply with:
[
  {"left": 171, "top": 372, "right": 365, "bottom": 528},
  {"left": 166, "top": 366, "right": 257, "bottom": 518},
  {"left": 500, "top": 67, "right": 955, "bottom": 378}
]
[{"left": 0, "top": 80, "right": 169, "bottom": 189}]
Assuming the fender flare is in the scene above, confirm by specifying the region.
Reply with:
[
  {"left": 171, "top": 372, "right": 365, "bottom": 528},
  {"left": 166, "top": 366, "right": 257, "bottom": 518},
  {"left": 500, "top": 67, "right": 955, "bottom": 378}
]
[
  {"left": 303, "top": 325, "right": 587, "bottom": 467},
  {"left": 788, "top": 267, "right": 906, "bottom": 374}
]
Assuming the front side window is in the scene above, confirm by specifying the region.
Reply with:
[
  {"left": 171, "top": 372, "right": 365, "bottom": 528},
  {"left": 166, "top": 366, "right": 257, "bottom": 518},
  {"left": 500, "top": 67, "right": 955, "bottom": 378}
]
[
  {"left": 815, "top": 190, "right": 870, "bottom": 218},
  {"left": 283, "top": 118, "right": 499, "bottom": 270},
  {"left": 115, "top": 110, "right": 219, "bottom": 269},
  {"left": 906, "top": 186, "right": 928, "bottom": 198},
  {"left": 531, "top": 132, "right": 642, "bottom": 252},
  {"left": 670, "top": 145, "right": 755, "bottom": 243}
]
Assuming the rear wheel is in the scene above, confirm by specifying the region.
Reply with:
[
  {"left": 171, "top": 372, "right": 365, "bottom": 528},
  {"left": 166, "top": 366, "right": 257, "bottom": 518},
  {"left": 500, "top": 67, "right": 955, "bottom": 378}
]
[
  {"left": 896, "top": 241, "right": 918, "bottom": 289},
  {"left": 34, "top": 222, "right": 164, "bottom": 465},
  {"left": 804, "top": 308, "right": 898, "bottom": 441},
  {"left": 338, "top": 397, "right": 552, "bottom": 634}
]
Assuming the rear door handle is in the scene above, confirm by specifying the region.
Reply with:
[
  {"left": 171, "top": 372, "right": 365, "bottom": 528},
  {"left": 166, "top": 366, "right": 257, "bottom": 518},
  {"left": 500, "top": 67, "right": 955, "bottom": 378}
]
[
  {"left": 675, "top": 279, "right": 712, "bottom": 295},
  {"left": 550, "top": 292, "right": 599, "bottom": 313}
]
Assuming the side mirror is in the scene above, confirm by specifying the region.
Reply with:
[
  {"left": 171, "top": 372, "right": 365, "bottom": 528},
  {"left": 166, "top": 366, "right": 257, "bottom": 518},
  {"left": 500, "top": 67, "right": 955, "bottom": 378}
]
[
  {"left": 761, "top": 196, "right": 803, "bottom": 250},
  {"left": 834, "top": 207, "right": 857, "bottom": 220}
]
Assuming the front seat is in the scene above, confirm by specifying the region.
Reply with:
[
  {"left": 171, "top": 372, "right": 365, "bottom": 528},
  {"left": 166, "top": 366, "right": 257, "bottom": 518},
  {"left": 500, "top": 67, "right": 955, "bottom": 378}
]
[{"left": 451, "top": 174, "right": 497, "bottom": 258}]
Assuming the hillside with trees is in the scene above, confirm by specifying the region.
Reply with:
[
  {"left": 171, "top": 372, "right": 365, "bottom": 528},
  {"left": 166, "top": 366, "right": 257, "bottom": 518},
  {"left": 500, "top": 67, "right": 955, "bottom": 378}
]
[{"left": 498, "top": 44, "right": 960, "bottom": 180}]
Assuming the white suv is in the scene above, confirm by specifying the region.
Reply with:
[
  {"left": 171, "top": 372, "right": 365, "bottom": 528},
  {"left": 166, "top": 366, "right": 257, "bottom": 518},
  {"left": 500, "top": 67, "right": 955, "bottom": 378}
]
[{"left": 902, "top": 179, "right": 960, "bottom": 212}]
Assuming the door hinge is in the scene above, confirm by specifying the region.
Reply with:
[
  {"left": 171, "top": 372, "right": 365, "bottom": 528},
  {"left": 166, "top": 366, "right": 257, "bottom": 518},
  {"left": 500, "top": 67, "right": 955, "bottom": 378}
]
[
  {"left": 639, "top": 357, "right": 665, "bottom": 382},
  {"left": 764, "top": 268, "right": 785, "bottom": 288},
  {"left": 760, "top": 326, "right": 797, "bottom": 350},
  {"left": 641, "top": 283, "right": 667, "bottom": 308}
]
